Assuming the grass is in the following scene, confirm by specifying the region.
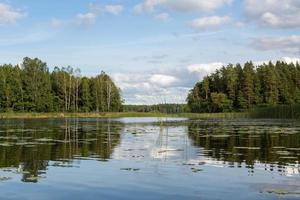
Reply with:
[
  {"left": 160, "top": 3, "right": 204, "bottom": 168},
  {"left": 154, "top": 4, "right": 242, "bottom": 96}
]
[
  {"left": 248, "top": 105, "right": 300, "bottom": 119},
  {"left": 0, "top": 112, "right": 246, "bottom": 119},
  {"left": 1, "top": 106, "right": 298, "bottom": 119}
]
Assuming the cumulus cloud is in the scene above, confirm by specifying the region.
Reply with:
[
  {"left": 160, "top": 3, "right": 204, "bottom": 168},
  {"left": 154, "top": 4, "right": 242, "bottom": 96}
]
[
  {"left": 112, "top": 56, "right": 300, "bottom": 104},
  {"left": 281, "top": 57, "right": 300, "bottom": 64},
  {"left": 76, "top": 3, "right": 124, "bottom": 25},
  {"left": 190, "top": 63, "right": 221, "bottom": 78},
  {"left": 189, "top": 16, "right": 231, "bottom": 29},
  {"left": 251, "top": 35, "right": 300, "bottom": 55},
  {"left": 112, "top": 61, "right": 225, "bottom": 104},
  {"left": 0, "top": 3, "right": 26, "bottom": 25},
  {"left": 149, "top": 74, "right": 178, "bottom": 86},
  {"left": 76, "top": 12, "right": 97, "bottom": 26},
  {"left": 134, "top": 0, "right": 232, "bottom": 13},
  {"left": 105, "top": 5, "right": 123, "bottom": 15},
  {"left": 112, "top": 72, "right": 178, "bottom": 105},
  {"left": 187, "top": 62, "right": 224, "bottom": 74},
  {"left": 253, "top": 57, "right": 300, "bottom": 66},
  {"left": 76, "top": 3, "right": 100, "bottom": 26},
  {"left": 244, "top": 0, "right": 300, "bottom": 28},
  {"left": 154, "top": 12, "right": 170, "bottom": 22}
]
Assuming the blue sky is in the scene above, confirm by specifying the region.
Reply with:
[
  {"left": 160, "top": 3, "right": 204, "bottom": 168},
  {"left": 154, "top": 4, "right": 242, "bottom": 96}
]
[{"left": 0, "top": 0, "right": 300, "bottom": 104}]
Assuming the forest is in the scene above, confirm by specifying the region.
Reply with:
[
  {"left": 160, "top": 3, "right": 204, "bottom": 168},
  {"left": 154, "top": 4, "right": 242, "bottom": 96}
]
[
  {"left": 123, "top": 104, "right": 188, "bottom": 113},
  {"left": 0, "top": 57, "right": 122, "bottom": 112},
  {"left": 187, "top": 61, "right": 300, "bottom": 113}
]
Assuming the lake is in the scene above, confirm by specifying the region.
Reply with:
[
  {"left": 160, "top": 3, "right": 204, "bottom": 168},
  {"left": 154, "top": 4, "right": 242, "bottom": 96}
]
[{"left": 0, "top": 118, "right": 299, "bottom": 200}]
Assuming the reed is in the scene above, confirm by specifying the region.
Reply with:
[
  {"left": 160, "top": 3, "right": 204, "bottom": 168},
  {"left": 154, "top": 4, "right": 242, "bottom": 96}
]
[
  {"left": 248, "top": 105, "right": 300, "bottom": 119},
  {"left": 0, "top": 112, "right": 244, "bottom": 119}
]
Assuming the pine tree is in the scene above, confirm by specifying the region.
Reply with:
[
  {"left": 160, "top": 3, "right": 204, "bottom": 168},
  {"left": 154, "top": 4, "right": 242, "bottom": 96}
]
[
  {"left": 187, "top": 61, "right": 300, "bottom": 113},
  {"left": 242, "top": 62, "right": 255, "bottom": 108}
]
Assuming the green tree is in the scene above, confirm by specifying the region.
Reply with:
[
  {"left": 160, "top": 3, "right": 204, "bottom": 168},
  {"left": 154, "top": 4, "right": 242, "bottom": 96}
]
[
  {"left": 187, "top": 60, "right": 300, "bottom": 113},
  {"left": 210, "top": 92, "right": 232, "bottom": 112},
  {"left": 242, "top": 62, "right": 255, "bottom": 108},
  {"left": 80, "top": 77, "right": 91, "bottom": 112},
  {"left": 21, "top": 57, "right": 53, "bottom": 112}
]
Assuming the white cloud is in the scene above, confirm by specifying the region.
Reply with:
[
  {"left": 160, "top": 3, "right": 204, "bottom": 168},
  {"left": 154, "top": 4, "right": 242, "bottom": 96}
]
[
  {"left": 281, "top": 57, "right": 300, "bottom": 64},
  {"left": 76, "top": 12, "right": 97, "bottom": 26},
  {"left": 154, "top": 13, "right": 170, "bottom": 22},
  {"left": 0, "top": 3, "right": 26, "bottom": 25},
  {"left": 245, "top": 0, "right": 300, "bottom": 28},
  {"left": 76, "top": 3, "right": 100, "bottom": 26},
  {"left": 112, "top": 56, "right": 300, "bottom": 105},
  {"left": 187, "top": 62, "right": 224, "bottom": 74},
  {"left": 251, "top": 35, "right": 300, "bottom": 55},
  {"left": 253, "top": 57, "right": 300, "bottom": 66},
  {"left": 112, "top": 71, "right": 188, "bottom": 104},
  {"left": 149, "top": 74, "right": 178, "bottom": 86},
  {"left": 189, "top": 16, "right": 231, "bottom": 29},
  {"left": 112, "top": 61, "right": 227, "bottom": 104},
  {"left": 134, "top": 0, "right": 159, "bottom": 13},
  {"left": 76, "top": 3, "right": 124, "bottom": 26},
  {"left": 134, "top": 0, "right": 232, "bottom": 13},
  {"left": 105, "top": 5, "right": 123, "bottom": 15}
]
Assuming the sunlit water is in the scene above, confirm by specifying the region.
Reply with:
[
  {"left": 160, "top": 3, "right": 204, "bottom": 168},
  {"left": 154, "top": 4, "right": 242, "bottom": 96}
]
[{"left": 0, "top": 118, "right": 299, "bottom": 200}]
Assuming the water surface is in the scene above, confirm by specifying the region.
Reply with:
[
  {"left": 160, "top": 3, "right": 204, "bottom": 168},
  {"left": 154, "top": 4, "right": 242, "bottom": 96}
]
[{"left": 0, "top": 118, "right": 299, "bottom": 200}]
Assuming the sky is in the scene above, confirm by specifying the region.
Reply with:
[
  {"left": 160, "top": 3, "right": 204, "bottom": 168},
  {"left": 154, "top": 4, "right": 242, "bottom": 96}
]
[{"left": 0, "top": 0, "right": 300, "bottom": 104}]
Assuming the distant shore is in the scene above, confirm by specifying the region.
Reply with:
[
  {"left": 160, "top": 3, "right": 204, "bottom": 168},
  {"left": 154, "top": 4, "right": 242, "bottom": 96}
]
[{"left": 0, "top": 112, "right": 246, "bottom": 119}]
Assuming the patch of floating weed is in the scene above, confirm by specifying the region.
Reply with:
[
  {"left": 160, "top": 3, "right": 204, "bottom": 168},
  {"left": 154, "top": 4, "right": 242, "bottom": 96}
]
[
  {"left": 279, "top": 156, "right": 297, "bottom": 160},
  {"left": 191, "top": 168, "right": 203, "bottom": 173},
  {"left": 157, "top": 149, "right": 183, "bottom": 153},
  {"left": 0, "top": 176, "right": 12, "bottom": 182},
  {"left": 275, "top": 151, "right": 291, "bottom": 156},
  {"left": 182, "top": 163, "right": 196, "bottom": 166},
  {"left": 211, "top": 135, "right": 231, "bottom": 138},
  {"left": 120, "top": 168, "right": 140, "bottom": 171},
  {"left": 35, "top": 138, "right": 54, "bottom": 142},
  {"left": 287, "top": 148, "right": 300, "bottom": 151},
  {"left": 25, "top": 176, "right": 40, "bottom": 182},
  {"left": 234, "top": 147, "right": 260, "bottom": 150},
  {"left": 24, "top": 145, "right": 36, "bottom": 148},
  {"left": 266, "top": 189, "right": 290, "bottom": 195},
  {"left": 0, "top": 142, "right": 13, "bottom": 147},
  {"left": 272, "top": 146, "right": 286, "bottom": 149},
  {"left": 52, "top": 162, "right": 76, "bottom": 168}
]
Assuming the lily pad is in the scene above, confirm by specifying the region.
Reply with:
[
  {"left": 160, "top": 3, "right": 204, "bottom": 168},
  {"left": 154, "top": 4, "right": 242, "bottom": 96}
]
[
  {"left": 191, "top": 168, "right": 203, "bottom": 173},
  {"left": 0, "top": 176, "right": 12, "bottom": 181}
]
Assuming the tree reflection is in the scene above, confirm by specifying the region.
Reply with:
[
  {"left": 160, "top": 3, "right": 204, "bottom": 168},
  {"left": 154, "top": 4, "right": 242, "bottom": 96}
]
[
  {"left": 188, "top": 121, "right": 300, "bottom": 175},
  {"left": 0, "top": 119, "right": 123, "bottom": 182}
]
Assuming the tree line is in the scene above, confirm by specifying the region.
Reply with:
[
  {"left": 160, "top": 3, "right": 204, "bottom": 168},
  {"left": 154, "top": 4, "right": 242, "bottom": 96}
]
[
  {"left": 187, "top": 61, "right": 300, "bottom": 113},
  {"left": 0, "top": 57, "right": 122, "bottom": 112},
  {"left": 124, "top": 104, "right": 188, "bottom": 113}
]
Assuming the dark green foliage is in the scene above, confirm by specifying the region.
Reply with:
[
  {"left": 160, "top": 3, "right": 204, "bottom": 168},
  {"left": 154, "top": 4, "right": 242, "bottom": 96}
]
[
  {"left": 123, "top": 104, "right": 188, "bottom": 113},
  {"left": 187, "top": 61, "right": 300, "bottom": 113},
  {"left": 210, "top": 92, "right": 232, "bottom": 112},
  {"left": 249, "top": 105, "right": 300, "bottom": 119},
  {"left": 22, "top": 57, "right": 53, "bottom": 112},
  {"left": 90, "top": 72, "right": 122, "bottom": 112},
  {"left": 0, "top": 65, "right": 23, "bottom": 111},
  {"left": 0, "top": 57, "right": 122, "bottom": 112},
  {"left": 79, "top": 77, "right": 92, "bottom": 112}
]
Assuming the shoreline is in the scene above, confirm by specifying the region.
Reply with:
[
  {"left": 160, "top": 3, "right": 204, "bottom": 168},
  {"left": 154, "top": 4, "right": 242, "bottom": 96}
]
[{"left": 0, "top": 112, "right": 246, "bottom": 119}]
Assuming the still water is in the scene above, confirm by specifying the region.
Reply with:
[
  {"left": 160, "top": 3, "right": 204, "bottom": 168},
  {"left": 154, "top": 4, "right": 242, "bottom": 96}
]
[{"left": 0, "top": 118, "right": 299, "bottom": 200}]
